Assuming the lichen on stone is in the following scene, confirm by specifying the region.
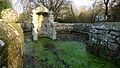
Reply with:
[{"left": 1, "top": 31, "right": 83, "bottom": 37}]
[
  {"left": 1, "top": 8, "right": 19, "bottom": 23},
  {"left": 0, "top": 9, "right": 24, "bottom": 68}
]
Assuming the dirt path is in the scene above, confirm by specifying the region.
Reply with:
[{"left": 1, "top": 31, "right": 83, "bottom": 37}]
[{"left": 23, "top": 37, "right": 37, "bottom": 68}]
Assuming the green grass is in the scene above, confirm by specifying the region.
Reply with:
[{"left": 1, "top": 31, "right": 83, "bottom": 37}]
[{"left": 24, "top": 37, "right": 118, "bottom": 68}]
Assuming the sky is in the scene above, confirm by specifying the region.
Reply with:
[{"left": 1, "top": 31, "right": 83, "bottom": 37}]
[
  {"left": 71, "top": 0, "right": 94, "bottom": 8},
  {"left": 12, "top": 0, "right": 95, "bottom": 14},
  {"left": 70, "top": 0, "right": 95, "bottom": 16}
]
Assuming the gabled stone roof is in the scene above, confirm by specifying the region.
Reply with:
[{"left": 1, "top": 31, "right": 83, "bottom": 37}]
[{"left": 32, "top": 4, "right": 48, "bottom": 14}]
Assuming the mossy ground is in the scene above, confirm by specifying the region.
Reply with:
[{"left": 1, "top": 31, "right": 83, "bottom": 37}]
[{"left": 24, "top": 37, "right": 118, "bottom": 68}]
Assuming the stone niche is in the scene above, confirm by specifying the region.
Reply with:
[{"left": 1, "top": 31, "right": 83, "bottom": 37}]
[
  {"left": 32, "top": 4, "right": 48, "bottom": 41},
  {"left": 32, "top": 4, "right": 56, "bottom": 41},
  {"left": 0, "top": 9, "right": 24, "bottom": 68}
]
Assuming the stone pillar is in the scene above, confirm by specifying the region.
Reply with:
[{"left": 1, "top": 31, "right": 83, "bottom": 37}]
[
  {"left": 32, "top": 10, "right": 39, "bottom": 41},
  {"left": 0, "top": 9, "right": 24, "bottom": 68}
]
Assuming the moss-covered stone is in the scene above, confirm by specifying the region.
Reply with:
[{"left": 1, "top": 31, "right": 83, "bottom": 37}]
[
  {"left": 1, "top": 9, "right": 19, "bottom": 23},
  {"left": 0, "top": 21, "right": 24, "bottom": 68},
  {"left": 0, "top": 9, "right": 24, "bottom": 68}
]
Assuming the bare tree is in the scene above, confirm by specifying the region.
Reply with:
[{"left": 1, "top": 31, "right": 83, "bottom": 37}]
[
  {"left": 39, "top": 0, "right": 67, "bottom": 17},
  {"left": 90, "top": 0, "right": 104, "bottom": 22},
  {"left": 103, "top": 0, "right": 110, "bottom": 17}
]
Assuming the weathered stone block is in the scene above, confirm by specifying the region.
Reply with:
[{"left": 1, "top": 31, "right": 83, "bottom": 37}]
[
  {"left": 89, "top": 29, "right": 98, "bottom": 33},
  {"left": 97, "top": 30, "right": 109, "bottom": 35},
  {"left": 107, "top": 43, "right": 119, "bottom": 51},
  {"left": 116, "top": 37, "right": 120, "bottom": 44},
  {"left": 110, "top": 31, "right": 119, "bottom": 36}
]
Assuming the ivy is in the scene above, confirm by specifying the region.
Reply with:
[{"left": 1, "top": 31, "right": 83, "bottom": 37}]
[{"left": 0, "top": 0, "right": 11, "bottom": 18}]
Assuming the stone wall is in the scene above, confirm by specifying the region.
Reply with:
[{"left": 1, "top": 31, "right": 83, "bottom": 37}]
[
  {"left": 87, "top": 22, "right": 120, "bottom": 60},
  {"left": 54, "top": 22, "right": 120, "bottom": 60},
  {"left": 55, "top": 23, "right": 90, "bottom": 41}
]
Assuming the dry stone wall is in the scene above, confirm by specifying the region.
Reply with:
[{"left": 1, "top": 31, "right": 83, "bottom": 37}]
[
  {"left": 55, "top": 23, "right": 90, "bottom": 41},
  {"left": 54, "top": 22, "right": 120, "bottom": 60},
  {"left": 87, "top": 23, "right": 120, "bottom": 60}
]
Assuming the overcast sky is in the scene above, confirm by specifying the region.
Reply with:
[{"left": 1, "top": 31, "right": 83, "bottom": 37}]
[{"left": 71, "top": 0, "right": 94, "bottom": 8}]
